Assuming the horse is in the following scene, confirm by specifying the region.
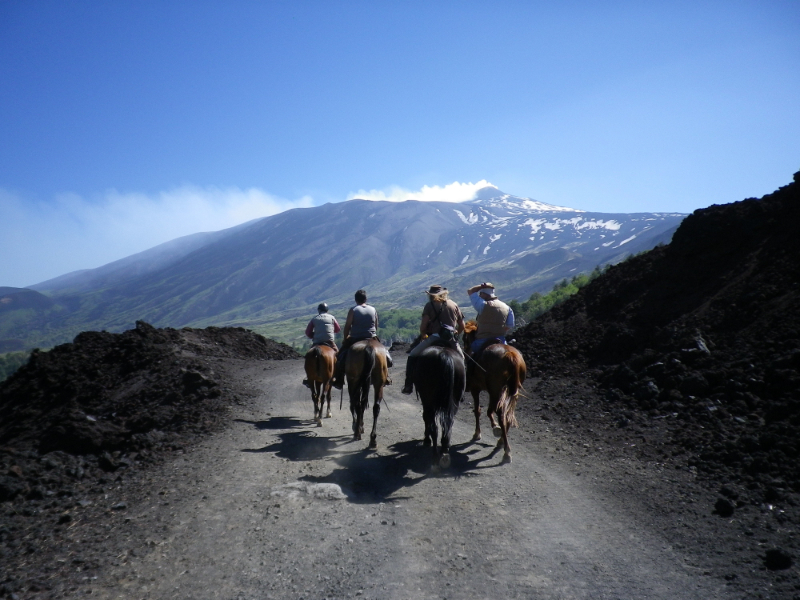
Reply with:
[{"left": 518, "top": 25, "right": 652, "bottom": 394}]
[
  {"left": 463, "top": 320, "right": 526, "bottom": 463},
  {"left": 303, "top": 344, "right": 336, "bottom": 426},
  {"left": 411, "top": 343, "right": 466, "bottom": 468},
  {"left": 344, "top": 338, "right": 390, "bottom": 448}
]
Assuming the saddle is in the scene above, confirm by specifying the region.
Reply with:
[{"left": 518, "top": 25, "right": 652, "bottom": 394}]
[
  {"left": 471, "top": 337, "right": 504, "bottom": 363},
  {"left": 428, "top": 336, "right": 459, "bottom": 351}
]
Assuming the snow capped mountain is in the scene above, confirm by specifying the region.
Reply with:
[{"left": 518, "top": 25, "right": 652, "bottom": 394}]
[
  {"left": 430, "top": 187, "right": 684, "bottom": 275},
  {"left": 467, "top": 185, "right": 580, "bottom": 213},
  {"left": 6, "top": 186, "right": 686, "bottom": 349}
]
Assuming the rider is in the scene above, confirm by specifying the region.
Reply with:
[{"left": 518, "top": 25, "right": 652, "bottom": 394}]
[
  {"left": 302, "top": 302, "right": 340, "bottom": 389},
  {"left": 466, "top": 282, "right": 515, "bottom": 355},
  {"left": 402, "top": 284, "right": 465, "bottom": 395},
  {"left": 331, "top": 289, "right": 380, "bottom": 390}
]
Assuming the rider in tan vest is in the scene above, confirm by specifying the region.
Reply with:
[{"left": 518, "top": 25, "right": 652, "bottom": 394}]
[{"left": 467, "top": 282, "right": 515, "bottom": 354}]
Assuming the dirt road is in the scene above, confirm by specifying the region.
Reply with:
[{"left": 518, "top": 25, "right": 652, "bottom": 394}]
[{"left": 88, "top": 358, "right": 725, "bottom": 600}]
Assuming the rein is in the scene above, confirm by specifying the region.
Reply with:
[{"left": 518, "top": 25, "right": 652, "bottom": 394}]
[{"left": 463, "top": 351, "right": 487, "bottom": 372}]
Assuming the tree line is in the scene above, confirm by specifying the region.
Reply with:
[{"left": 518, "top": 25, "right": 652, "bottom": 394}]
[{"left": 507, "top": 265, "right": 607, "bottom": 328}]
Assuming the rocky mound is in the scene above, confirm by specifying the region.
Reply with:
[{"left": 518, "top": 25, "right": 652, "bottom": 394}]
[
  {"left": 514, "top": 173, "right": 800, "bottom": 528},
  {"left": 0, "top": 322, "right": 299, "bottom": 504}
]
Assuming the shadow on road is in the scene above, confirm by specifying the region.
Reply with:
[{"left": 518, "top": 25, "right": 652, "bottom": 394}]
[
  {"left": 237, "top": 416, "right": 509, "bottom": 503},
  {"left": 234, "top": 416, "right": 306, "bottom": 430}
]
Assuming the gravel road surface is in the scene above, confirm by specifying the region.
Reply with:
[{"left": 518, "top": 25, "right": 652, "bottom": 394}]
[{"left": 88, "top": 358, "right": 725, "bottom": 600}]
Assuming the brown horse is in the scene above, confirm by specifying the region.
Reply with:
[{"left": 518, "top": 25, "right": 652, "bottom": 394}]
[
  {"left": 463, "top": 320, "right": 526, "bottom": 463},
  {"left": 411, "top": 343, "right": 466, "bottom": 468},
  {"left": 304, "top": 344, "right": 336, "bottom": 426},
  {"left": 345, "top": 338, "right": 390, "bottom": 448}
]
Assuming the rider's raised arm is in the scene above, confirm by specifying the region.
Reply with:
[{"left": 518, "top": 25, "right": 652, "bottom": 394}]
[{"left": 467, "top": 283, "right": 485, "bottom": 296}]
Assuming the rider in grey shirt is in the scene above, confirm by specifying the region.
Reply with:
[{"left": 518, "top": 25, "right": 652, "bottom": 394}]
[{"left": 331, "top": 289, "right": 387, "bottom": 389}]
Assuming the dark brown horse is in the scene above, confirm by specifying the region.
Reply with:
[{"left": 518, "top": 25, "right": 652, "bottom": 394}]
[
  {"left": 463, "top": 320, "right": 526, "bottom": 463},
  {"left": 304, "top": 345, "right": 336, "bottom": 426},
  {"left": 411, "top": 343, "right": 466, "bottom": 468},
  {"left": 345, "top": 338, "right": 390, "bottom": 448}
]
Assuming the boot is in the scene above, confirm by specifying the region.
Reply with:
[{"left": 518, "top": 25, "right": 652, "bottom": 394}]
[
  {"left": 302, "top": 378, "right": 311, "bottom": 389},
  {"left": 402, "top": 356, "right": 418, "bottom": 395},
  {"left": 331, "top": 371, "right": 344, "bottom": 390}
]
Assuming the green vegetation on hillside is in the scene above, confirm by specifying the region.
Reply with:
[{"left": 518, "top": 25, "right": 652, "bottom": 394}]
[
  {"left": 252, "top": 307, "right": 424, "bottom": 352},
  {"left": 0, "top": 351, "right": 31, "bottom": 383},
  {"left": 254, "top": 269, "right": 615, "bottom": 350},
  {"left": 509, "top": 266, "right": 606, "bottom": 327},
  {"left": 375, "top": 308, "right": 420, "bottom": 343}
]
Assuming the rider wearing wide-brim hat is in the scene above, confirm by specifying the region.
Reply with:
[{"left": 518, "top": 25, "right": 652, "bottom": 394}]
[
  {"left": 466, "top": 282, "right": 515, "bottom": 354},
  {"left": 401, "top": 284, "right": 466, "bottom": 395}
]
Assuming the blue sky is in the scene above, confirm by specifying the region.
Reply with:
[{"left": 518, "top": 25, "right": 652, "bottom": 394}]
[{"left": 1, "top": 1, "right": 798, "bottom": 287}]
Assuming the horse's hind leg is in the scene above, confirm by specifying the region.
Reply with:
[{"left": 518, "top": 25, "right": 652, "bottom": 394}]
[
  {"left": 499, "top": 421, "right": 512, "bottom": 464},
  {"left": 350, "top": 390, "right": 362, "bottom": 441},
  {"left": 471, "top": 390, "right": 482, "bottom": 442},
  {"left": 368, "top": 386, "right": 382, "bottom": 449},
  {"left": 439, "top": 416, "right": 453, "bottom": 469},
  {"left": 324, "top": 382, "right": 333, "bottom": 418},
  {"left": 314, "top": 383, "right": 324, "bottom": 426},
  {"left": 429, "top": 419, "right": 440, "bottom": 468},
  {"left": 422, "top": 406, "right": 434, "bottom": 447},
  {"left": 487, "top": 393, "right": 503, "bottom": 438},
  {"left": 494, "top": 402, "right": 512, "bottom": 463}
]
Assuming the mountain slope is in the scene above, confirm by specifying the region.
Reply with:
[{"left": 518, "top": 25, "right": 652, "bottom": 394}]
[{"left": 1, "top": 188, "right": 684, "bottom": 349}]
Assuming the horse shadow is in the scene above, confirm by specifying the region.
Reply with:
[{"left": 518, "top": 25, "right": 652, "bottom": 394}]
[
  {"left": 234, "top": 416, "right": 306, "bottom": 431},
  {"left": 238, "top": 416, "right": 511, "bottom": 503}
]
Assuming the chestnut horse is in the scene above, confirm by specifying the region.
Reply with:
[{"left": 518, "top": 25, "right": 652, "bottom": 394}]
[
  {"left": 345, "top": 338, "right": 390, "bottom": 449},
  {"left": 411, "top": 343, "right": 466, "bottom": 468},
  {"left": 304, "top": 344, "right": 336, "bottom": 426},
  {"left": 463, "top": 321, "right": 526, "bottom": 463}
]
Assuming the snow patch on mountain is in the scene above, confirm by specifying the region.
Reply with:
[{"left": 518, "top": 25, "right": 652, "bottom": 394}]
[{"left": 454, "top": 210, "right": 478, "bottom": 225}]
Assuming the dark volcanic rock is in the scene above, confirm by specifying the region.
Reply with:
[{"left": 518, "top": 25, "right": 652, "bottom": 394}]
[
  {"left": 0, "top": 322, "right": 298, "bottom": 457},
  {"left": 764, "top": 548, "right": 793, "bottom": 571},
  {"left": 515, "top": 172, "right": 800, "bottom": 515},
  {"left": 0, "top": 322, "right": 299, "bottom": 597}
]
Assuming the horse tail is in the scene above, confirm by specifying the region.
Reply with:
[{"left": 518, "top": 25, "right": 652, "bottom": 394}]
[
  {"left": 499, "top": 348, "right": 526, "bottom": 429},
  {"left": 314, "top": 345, "right": 328, "bottom": 379},
  {"left": 433, "top": 351, "right": 454, "bottom": 437},
  {"left": 358, "top": 343, "right": 376, "bottom": 407}
]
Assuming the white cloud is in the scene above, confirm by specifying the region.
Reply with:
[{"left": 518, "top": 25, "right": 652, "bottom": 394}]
[
  {"left": 347, "top": 180, "right": 497, "bottom": 203},
  {"left": 0, "top": 185, "right": 314, "bottom": 288}
]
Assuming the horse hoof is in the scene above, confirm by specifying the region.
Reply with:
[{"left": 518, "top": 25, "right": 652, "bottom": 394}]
[
  {"left": 492, "top": 426, "right": 502, "bottom": 438},
  {"left": 326, "top": 411, "right": 332, "bottom": 418},
  {"left": 472, "top": 432, "right": 481, "bottom": 442},
  {"left": 496, "top": 437, "right": 504, "bottom": 448},
  {"left": 501, "top": 453, "right": 512, "bottom": 464},
  {"left": 423, "top": 438, "right": 432, "bottom": 447},
  {"left": 369, "top": 440, "right": 377, "bottom": 450},
  {"left": 439, "top": 454, "right": 451, "bottom": 469},
  {"left": 316, "top": 419, "right": 323, "bottom": 427}
]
